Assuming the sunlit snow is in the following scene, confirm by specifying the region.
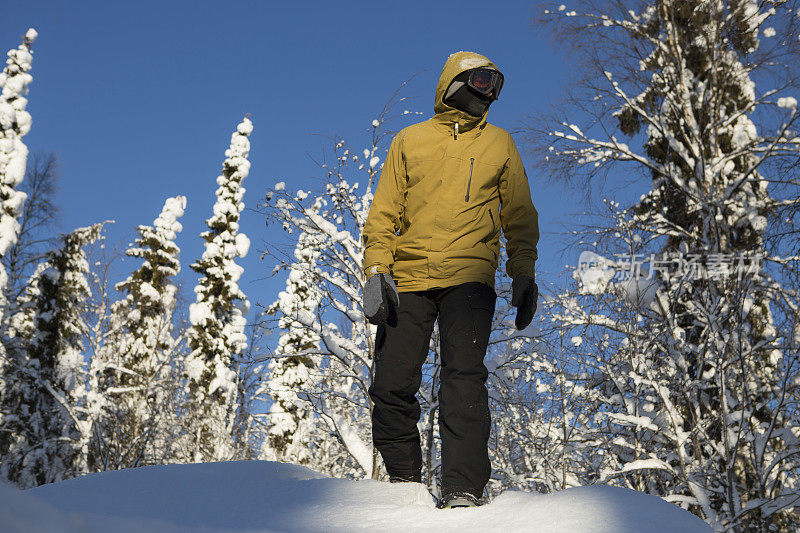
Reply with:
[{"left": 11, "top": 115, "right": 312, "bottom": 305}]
[{"left": 1, "top": 461, "right": 712, "bottom": 533}]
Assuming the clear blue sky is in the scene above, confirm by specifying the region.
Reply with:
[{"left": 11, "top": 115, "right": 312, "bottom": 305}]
[{"left": 3, "top": 0, "right": 582, "bottom": 317}]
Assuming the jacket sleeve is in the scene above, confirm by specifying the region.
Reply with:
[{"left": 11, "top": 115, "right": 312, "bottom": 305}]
[
  {"left": 499, "top": 133, "right": 539, "bottom": 279},
  {"left": 362, "top": 132, "right": 406, "bottom": 278}
]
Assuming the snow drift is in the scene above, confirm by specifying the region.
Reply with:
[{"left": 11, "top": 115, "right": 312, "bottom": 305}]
[{"left": 1, "top": 461, "right": 711, "bottom": 532}]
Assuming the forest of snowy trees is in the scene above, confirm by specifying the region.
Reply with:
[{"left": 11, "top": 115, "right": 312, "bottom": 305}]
[{"left": 2, "top": 1, "right": 800, "bottom": 532}]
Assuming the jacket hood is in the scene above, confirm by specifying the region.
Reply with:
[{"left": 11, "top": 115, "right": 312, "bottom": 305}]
[{"left": 434, "top": 51, "right": 500, "bottom": 133}]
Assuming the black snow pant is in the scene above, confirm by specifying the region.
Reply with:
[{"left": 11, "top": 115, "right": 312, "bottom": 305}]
[{"left": 368, "top": 281, "right": 497, "bottom": 499}]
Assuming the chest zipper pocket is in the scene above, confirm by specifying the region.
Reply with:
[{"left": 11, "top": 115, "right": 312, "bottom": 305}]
[{"left": 465, "top": 158, "right": 474, "bottom": 202}]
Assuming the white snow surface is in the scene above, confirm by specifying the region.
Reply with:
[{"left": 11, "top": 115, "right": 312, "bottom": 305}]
[
  {"left": 1, "top": 461, "right": 711, "bottom": 533},
  {"left": 458, "top": 55, "right": 489, "bottom": 70}
]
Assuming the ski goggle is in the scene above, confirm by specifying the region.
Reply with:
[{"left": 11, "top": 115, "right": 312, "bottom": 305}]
[{"left": 467, "top": 68, "right": 504, "bottom": 100}]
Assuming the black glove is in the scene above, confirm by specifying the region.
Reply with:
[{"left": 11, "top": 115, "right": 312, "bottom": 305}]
[
  {"left": 363, "top": 273, "right": 399, "bottom": 326},
  {"left": 511, "top": 275, "right": 538, "bottom": 331}
]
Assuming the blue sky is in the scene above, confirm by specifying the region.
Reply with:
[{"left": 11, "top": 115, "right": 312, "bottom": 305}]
[{"left": 4, "top": 0, "right": 583, "bottom": 318}]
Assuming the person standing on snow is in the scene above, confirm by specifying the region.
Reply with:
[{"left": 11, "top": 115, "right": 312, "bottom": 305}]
[{"left": 362, "top": 51, "right": 540, "bottom": 509}]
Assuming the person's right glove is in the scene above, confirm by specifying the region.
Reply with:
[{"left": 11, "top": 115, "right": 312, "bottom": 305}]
[
  {"left": 363, "top": 272, "right": 399, "bottom": 326},
  {"left": 511, "top": 274, "right": 538, "bottom": 331}
]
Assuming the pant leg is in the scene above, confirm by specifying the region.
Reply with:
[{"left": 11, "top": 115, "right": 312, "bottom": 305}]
[
  {"left": 436, "top": 281, "right": 497, "bottom": 498},
  {"left": 368, "top": 290, "right": 437, "bottom": 480}
]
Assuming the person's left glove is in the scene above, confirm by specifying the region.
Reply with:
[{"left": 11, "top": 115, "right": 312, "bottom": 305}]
[
  {"left": 363, "top": 272, "right": 399, "bottom": 326},
  {"left": 511, "top": 275, "right": 538, "bottom": 331}
]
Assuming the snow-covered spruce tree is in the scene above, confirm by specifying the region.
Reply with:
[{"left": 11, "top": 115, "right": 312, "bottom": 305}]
[
  {"left": 184, "top": 118, "right": 252, "bottom": 463},
  {"left": 0, "top": 28, "right": 37, "bottom": 309},
  {"left": 259, "top": 228, "right": 322, "bottom": 466},
  {"left": 0, "top": 28, "right": 38, "bottom": 426},
  {"left": 0, "top": 223, "right": 105, "bottom": 487},
  {"left": 0, "top": 261, "right": 47, "bottom": 485},
  {"left": 91, "top": 196, "right": 186, "bottom": 470},
  {"left": 535, "top": 2, "right": 800, "bottom": 530}
]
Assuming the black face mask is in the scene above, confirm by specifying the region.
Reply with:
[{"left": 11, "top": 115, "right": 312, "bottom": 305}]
[{"left": 442, "top": 69, "right": 498, "bottom": 117}]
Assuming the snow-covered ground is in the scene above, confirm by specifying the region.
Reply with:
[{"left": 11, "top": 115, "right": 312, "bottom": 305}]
[{"left": 1, "top": 461, "right": 711, "bottom": 532}]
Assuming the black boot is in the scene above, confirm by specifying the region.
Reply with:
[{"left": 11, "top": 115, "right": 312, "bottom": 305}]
[{"left": 437, "top": 491, "right": 483, "bottom": 509}]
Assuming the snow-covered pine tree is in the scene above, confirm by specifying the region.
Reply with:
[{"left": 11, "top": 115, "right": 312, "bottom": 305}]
[
  {"left": 260, "top": 229, "right": 322, "bottom": 466},
  {"left": 184, "top": 118, "right": 252, "bottom": 463},
  {"left": 0, "top": 223, "right": 105, "bottom": 487},
  {"left": 0, "top": 261, "right": 47, "bottom": 485},
  {"left": 92, "top": 196, "right": 186, "bottom": 470},
  {"left": 0, "top": 29, "right": 38, "bottom": 433},
  {"left": 537, "top": 2, "right": 800, "bottom": 530},
  {"left": 0, "top": 28, "right": 37, "bottom": 310}
]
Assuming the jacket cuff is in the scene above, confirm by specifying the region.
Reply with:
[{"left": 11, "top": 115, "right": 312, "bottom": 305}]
[{"left": 508, "top": 262, "right": 536, "bottom": 280}]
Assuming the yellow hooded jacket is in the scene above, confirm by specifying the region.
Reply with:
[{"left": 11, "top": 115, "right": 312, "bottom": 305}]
[{"left": 362, "top": 51, "right": 539, "bottom": 292}]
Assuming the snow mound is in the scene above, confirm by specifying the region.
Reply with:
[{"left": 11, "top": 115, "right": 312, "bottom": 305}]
[{"left": 1, "top": 461, "right": 711, "bottom": 532}]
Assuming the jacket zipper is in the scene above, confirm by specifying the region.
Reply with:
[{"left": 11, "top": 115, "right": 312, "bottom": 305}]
[
  {"left": 454, "top": 121, "right": 459, "bottom": 140},
  {"left": 465, "top": 158, "right": 474, "bottom": 201}
]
